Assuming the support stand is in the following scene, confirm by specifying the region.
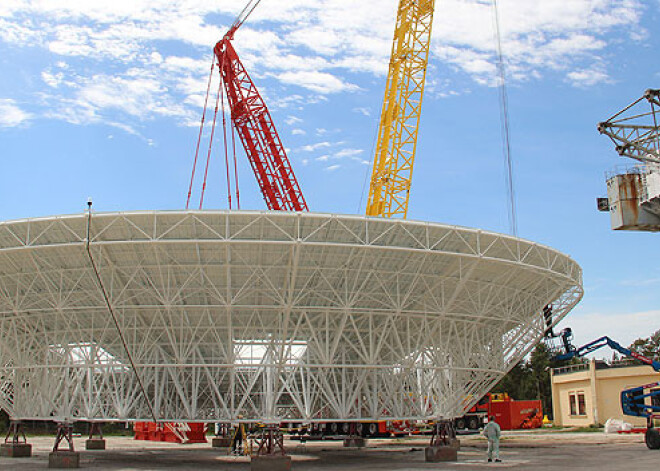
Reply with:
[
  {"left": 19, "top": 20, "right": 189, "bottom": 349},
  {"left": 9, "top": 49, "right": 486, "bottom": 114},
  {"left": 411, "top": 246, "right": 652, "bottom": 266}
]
[
  {"left": 425, "top": 420, "right": 459, "bottom": 462},
  {"left": 0, "top": 421, "right": 32, "bottom": 457},
  {"left": 85, "top": 422, "right": 106, "bottom": 450},
  {"left": 251, "top": 426, "right": 291, "bottom": 471},
  {"left": 342, "top": 423, "right": 366, "bottom": 448},
  {"left": 212, "top": 423, "right": 232, "bottom": 448},
  {"left": 49, "top": 423, "right": 80, "bottom": 469}
]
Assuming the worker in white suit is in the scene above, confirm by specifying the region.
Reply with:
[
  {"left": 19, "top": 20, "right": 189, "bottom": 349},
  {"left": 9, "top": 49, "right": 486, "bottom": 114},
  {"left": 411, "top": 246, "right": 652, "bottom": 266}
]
[{"left": 482, "top": 415, "right": 501, "bottom": 463}]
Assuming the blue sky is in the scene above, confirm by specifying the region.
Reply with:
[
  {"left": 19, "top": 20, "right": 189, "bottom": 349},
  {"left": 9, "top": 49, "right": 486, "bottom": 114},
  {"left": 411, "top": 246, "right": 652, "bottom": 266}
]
[{"left": 0, "top": 0, "right": 659, "bottom": 353}]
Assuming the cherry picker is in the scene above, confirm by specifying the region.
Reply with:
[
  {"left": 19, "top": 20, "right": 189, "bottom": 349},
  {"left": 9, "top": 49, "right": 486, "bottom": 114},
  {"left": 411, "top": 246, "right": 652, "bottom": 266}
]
[{"left": 547, "top": 327, "right": 660, "bottom": 449}]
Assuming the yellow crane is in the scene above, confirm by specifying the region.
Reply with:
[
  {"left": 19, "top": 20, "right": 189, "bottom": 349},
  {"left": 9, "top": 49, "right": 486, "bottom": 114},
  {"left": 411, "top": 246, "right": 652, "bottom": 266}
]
[{"left": 366, "top": 0, "right": 436, "bottom": 218}]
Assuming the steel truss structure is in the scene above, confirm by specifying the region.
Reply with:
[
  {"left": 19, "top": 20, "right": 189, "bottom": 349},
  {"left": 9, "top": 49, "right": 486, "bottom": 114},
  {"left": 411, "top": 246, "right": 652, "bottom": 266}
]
[
  {"left": 366, "top": 0, "right": 435, "bottom": 218},
  {"left": 598, "top": 88, "right": 660, "bottom": 165},
  {"left": 0, "top": 211, "right": 582, "bottom": 423},
  {"left": 213, "top": 30, "right": 308, "bottom": 212}
]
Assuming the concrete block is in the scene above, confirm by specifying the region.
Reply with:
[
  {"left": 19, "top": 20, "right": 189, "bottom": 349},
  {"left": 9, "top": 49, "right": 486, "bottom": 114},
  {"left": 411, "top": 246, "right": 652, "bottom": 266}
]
[
  {"left": 425, "top": 445, "right": 458, "bottom": 462},
  {"left": 342, "top": 437, "right": 366, "bottom": 448},
  {"left": 212, "top": 437, "right": 232, "bottom": 448},
  {"left": 0, "top": 443, "right": 32, "bottom": 457},
  {"left": 85, "top": 438, "right": 106, "bottom": 450},
  {"left": 48, "top": 451, "right": 80, "bottom": 469},
  {"left": 250, "top": 454, "right": 292, "bottom": 471}
]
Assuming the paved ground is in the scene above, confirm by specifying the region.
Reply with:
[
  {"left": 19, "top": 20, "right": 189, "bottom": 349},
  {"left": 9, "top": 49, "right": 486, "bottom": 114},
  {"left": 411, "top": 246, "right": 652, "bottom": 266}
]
[{"left": 1, "top": 430, "right": 658, "bottom": 470}]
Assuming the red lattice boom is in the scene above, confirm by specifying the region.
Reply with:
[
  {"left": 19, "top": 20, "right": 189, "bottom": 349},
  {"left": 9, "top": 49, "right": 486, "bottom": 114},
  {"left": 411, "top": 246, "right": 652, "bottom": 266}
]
[{"left": 213, "top": 38, "right": 308, "bottom": 212}]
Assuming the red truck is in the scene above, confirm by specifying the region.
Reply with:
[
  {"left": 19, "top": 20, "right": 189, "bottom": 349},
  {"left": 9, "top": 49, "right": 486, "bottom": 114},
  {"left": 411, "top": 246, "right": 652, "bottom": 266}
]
[
  {"left": 454, "top": 393, "right": 543, "bottom": 431},
  {"left": 281, "top": 393, "right": 543, "bottom": 438}
]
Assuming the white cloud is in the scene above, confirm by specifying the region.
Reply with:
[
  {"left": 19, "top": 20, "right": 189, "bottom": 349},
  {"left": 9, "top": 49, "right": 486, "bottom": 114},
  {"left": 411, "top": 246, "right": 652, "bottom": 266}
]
[
  {"left": 300, "top": 142, "right": 331, "bottom": 152},
  {"left": 291, "top": 128, "right": 305, "bottom": 135},
  {"left": 277, "top": 71, "right": 358, "bottom": 94},
  {"left": 0, "top": 0, "right": 646, "bottom": 131},
  {"left": 620, "top": 277, "right": 660, "bottom": 287},
  {"left": 335, "top": 148, "right": 364, "bottom": 159},
  {"left": 42, "top": 69, "right": 65, "bottom": 88},
  {"left": 433, "top": 0, "right": 642, "bottom": 85},
  {"left": 352, "top": 107, "right": 371, "bottom": 117},
  {"left": 285, "top": 115, "right": 302, "bottom": 125},
  {"left": 0, "top": 99, "right": 31, "bottom": 127},
  {"left": 316, "top": 155, "right": 329, "bottom": 162},
  {"left": 325, "top": 164, "right": 340, "bottom": 172},
  {"left": 566, "top": 64, "right": 611, "bottom": 87}
]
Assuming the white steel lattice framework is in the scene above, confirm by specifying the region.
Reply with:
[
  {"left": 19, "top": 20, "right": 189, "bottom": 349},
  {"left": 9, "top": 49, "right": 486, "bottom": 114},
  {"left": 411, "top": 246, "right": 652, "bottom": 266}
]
[{"left": 0, "top": 211, "right": 582, "bottom": 423}]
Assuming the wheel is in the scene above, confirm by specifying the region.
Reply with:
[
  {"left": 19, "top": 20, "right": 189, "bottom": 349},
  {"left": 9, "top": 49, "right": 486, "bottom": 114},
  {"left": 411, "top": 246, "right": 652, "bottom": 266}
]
[
  {"left": 645, "top": 428, "right": 660, "bottom": 450},
  {"left": 368, "top": 422, "right": 378, "bottom": 437},
  {"left": 356, "top": 423, "right": 364, "bottom": 436},
  {"left": 455, "top": 418, "right": 466, "bottom": 430},
  {"left": 467, "top": 416, "right": 480, "bottom": 430},
  {"left": 341, "top": 423, "right": 350, "bottom": 435},
  {"left": 330, "top": 422, "right": 339, "bottom": 434}
]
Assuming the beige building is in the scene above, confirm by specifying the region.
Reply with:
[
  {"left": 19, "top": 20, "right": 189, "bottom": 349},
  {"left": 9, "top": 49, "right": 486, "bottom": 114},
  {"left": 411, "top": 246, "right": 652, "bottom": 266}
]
[{"left": 551, "top": 359, "right": 660, "bottom": 427}]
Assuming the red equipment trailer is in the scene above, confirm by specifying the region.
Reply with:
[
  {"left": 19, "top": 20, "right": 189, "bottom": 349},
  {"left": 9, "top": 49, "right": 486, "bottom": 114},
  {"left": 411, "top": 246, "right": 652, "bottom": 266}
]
[
  {"left": 487, "top": 395, "right": 543, "bottom": 430},
  {"left": 133, "top": 422, "right": 207, "bottom": 444}
]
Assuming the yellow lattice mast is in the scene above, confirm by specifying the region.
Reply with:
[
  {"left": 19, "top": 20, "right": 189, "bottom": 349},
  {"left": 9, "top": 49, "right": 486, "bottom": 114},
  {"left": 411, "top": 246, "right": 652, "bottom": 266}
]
[{"left": 366, "top": 0, "right": 435, "bottom": 218}]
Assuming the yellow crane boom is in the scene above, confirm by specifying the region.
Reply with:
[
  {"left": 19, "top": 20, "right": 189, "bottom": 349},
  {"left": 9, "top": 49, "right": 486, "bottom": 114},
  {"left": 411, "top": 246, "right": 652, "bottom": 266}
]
[{"left": 366, "top": 0, "right": 435, "bottom": 218}]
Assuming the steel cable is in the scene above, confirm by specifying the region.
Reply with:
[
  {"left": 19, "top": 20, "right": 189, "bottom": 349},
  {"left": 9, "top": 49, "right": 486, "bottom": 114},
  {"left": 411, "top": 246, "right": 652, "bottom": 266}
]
[
  {"left": 85, "top": 207, "right": 158, "bottom": 423},
  {"left": 492, "top": 0, "right": 518, "bottom": 236}
]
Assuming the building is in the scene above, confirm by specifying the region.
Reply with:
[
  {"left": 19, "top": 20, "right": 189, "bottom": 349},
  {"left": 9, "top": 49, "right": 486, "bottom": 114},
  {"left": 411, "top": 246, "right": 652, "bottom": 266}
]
[{"left": 551, "top": 359, "right": 660, "bottom": 427}]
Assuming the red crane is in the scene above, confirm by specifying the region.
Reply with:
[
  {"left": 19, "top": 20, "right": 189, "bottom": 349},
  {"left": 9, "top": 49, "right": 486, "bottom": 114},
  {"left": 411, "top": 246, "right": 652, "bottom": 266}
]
[{"left": 187, "top": 1, "right": 308, "bottom": 212}]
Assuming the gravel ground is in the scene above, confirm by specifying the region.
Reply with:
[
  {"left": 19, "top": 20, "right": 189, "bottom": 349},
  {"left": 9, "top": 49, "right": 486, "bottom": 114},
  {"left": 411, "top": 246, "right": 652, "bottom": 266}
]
[{"left": 1, "top": 429, "right": 657, "bottom": 470}]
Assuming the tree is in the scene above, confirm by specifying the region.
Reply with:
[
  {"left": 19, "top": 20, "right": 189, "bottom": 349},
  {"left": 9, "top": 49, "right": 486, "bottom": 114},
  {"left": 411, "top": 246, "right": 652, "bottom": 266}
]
[
  {"left": 494, "top": 342, "right": 579, "bottom": 418},
  {"left": 528, "top": 343, "right": 566, "bottom": 417},
  {"left": 494, "top": 361, "right": 534, "bottom": 401},
  {"left": 629, "top": 329, "right": 660, "bottom": 360}
]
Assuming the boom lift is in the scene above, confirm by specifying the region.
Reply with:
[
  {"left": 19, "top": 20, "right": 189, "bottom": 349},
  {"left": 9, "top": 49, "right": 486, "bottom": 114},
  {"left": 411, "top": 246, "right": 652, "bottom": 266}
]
[
  {"left": 549, "top": 331, "right": 660, "bottom": 450},
  {"left": 366, "top": 0, "right": 436, "bottom": 218}
]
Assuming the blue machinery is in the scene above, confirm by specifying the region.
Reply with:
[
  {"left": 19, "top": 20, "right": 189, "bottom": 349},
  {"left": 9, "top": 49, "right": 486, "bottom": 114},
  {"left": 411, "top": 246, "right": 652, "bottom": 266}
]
[{"left": 548, "top": 328, "right": 660, "bottom": 449}]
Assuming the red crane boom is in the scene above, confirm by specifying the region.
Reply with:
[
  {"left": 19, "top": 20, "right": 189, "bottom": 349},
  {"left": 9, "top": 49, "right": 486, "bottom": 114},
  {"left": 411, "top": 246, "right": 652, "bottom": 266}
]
[{"left": 212, "top": 31, "right": 308, "bottom": 212}]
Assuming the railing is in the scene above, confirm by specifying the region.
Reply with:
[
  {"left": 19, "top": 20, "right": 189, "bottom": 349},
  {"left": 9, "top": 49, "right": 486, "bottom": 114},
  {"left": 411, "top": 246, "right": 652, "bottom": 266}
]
[
  {"left": 553, "top": 358, "right": 659, "bottom": 376},
  {"left": 605, "top": 164, "right": 647, "bottom": 180},
  {"left": 552, "top": 363, "right": 589, "bottom": 376}
]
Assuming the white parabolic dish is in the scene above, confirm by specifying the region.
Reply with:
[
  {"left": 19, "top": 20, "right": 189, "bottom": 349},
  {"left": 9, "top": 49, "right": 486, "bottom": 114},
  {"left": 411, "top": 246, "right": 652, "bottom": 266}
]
[{"left": 0, "top": 211, "right": 582, "bottom": 423}]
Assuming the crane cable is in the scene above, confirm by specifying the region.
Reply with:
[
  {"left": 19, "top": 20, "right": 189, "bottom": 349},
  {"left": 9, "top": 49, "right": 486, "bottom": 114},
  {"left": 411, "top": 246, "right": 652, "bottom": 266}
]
[
  {"left": 186, "top": 57, "right": 215, "bottom": 209},
  {"left": 199, "top": 69, "right": 225, "bottom": 209},
  {"left": 230, "top": 0, "right": 263, "bottom": 34},
  {"left": 187, "top": 0, "right": 262, "bottom": 210},
  {"left": 231, "top": 113, "right": 241, "bottom": 208},
  {"left": 220, "top": 84, "right": 233, "bottom": 209},
  {"left": 492, "top": 0, "right": 518, "bottom": 237}
]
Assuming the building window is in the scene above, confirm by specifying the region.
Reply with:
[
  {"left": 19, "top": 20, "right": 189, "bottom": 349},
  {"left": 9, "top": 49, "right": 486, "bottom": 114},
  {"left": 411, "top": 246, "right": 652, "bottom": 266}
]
[
  {"left": 578, "top": 393, "right": 586, "bottom": 415},
  {"left": 569, "top": 394, "right": 577, "bottom": 416},
  {"left": 569, "top": 392, "right": 586, "bottom": 416}
]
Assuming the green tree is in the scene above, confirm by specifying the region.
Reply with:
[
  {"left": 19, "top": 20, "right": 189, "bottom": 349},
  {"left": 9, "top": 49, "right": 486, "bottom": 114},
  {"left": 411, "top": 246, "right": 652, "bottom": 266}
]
[
  {"left": 629, "top": 329, "right": 660, "bottom": 360},
  {"left": 494, "top": 342, "right": 580, "bottom": 418},
  {"left": 494, "top": 361, "right": 532, "bottom": 400}
]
